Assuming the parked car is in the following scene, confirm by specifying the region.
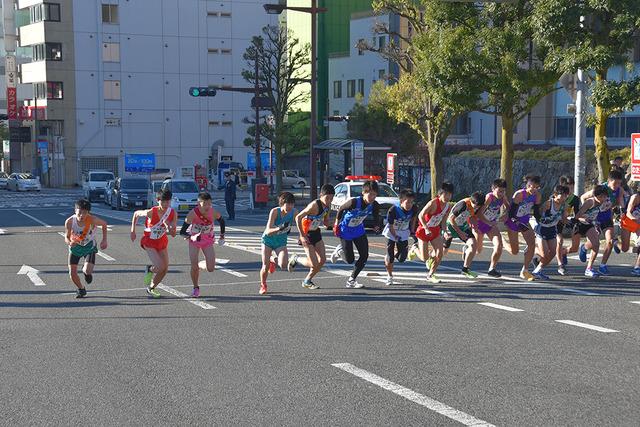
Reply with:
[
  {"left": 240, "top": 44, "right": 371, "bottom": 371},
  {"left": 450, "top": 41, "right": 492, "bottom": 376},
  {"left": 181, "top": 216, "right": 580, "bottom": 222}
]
[
  {"left": 161, "top": 178, "right": 199, "bottom": 215},
  {"left": 103, "top": 180, "right": 115, "bottom": 206},
  {"left": 111, "top": 177, "right": 150, "bottom": 210},
  {"left": 147, "top": 180, "right": 165, "bottom": 207},
  {"left": 0, "top": 171, "right": 8, "bottom": 189},
  {"left": 7, "top": 173, "right": 42, "bottom": 192},
  {"left": 82, "top": 170, "right": 115, "bottom": 202},
  {"left": 330, "top": 175, "right": 399, "bottom": 228},
  {"left": 282, "top": 170, "right": 307, "bottom": 188}
]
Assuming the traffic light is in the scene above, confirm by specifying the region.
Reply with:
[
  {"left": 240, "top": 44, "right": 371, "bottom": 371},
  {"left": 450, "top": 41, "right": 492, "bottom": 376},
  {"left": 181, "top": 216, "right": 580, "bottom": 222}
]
[{"left": 189, "top": 87, "right": 217, "bottom": 97}]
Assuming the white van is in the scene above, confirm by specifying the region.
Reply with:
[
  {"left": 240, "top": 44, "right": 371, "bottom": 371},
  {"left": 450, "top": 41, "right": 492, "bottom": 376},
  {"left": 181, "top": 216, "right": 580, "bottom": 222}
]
[{"left": 82, "top": 170, "right": 115, "bottom": 202}]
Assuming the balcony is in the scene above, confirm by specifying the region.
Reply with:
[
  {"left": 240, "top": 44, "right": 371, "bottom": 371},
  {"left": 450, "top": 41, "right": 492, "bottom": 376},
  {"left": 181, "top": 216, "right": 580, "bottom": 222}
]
[
  {"left": 20, "top": 61, "right": 47, "bottom": 83},
  {"left": 18, "top": 21, "right": 45, "bottom": 47}
]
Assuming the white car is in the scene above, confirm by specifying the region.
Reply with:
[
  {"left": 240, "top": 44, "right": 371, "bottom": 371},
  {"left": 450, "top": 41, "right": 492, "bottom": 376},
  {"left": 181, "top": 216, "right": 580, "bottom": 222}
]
[
  {"left": 82, "top": 170, "right": 115, "bottom": 202},
  {"left": 0, "top": 172, "right": 8, "bottom": 189},
  {"left": 147, "top": 180, "right": 165, "bottom": 207},
  {"left": 161, "top": 179, "right": 200, "bottom": 215},
  {"left": 331, "top": 176, "right": 399, "bottom": 227},
  {"left": 283, "top": 170, "right": 307, "bottom": 188},
  {"left": 7, "top": 173, "right": 42, "bottom": 192}
]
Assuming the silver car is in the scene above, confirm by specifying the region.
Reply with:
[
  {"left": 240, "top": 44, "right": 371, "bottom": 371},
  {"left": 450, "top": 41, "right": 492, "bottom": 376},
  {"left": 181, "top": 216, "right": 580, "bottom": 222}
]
[{"left": 7, "top": 173, "right": 42, "bottom": 191}]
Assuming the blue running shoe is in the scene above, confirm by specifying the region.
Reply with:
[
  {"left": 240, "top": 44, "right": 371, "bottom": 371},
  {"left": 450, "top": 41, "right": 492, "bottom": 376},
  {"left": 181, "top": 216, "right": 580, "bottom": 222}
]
[
  {"left": 533, "top": 271, "right": 550, "bottom": 280},
  {"left": 584, "top": 268, "right": 600, "bottom": 278},
  {"left": 631, "top": 267, "right": 640, "bottom": 277},
  {"left": 578, "top": 244, "right": 587, "bottom": 263},
  {"left": 598, "top": 265, "right": 610, "bottom": 276}
]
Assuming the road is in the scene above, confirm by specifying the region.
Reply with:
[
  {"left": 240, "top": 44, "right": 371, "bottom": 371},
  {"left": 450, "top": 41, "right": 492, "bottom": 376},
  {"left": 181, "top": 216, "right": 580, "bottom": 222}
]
[{"left": 1, "top": 196, "right": 640, "bottom": 425}]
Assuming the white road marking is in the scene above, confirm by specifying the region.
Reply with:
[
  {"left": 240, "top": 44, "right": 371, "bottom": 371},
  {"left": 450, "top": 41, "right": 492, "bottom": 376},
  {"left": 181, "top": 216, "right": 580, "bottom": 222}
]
[
  {"left": 17, "top": 264, "right": 46, "bottom": 286},
  {"left": 0, "top": 228, "right": 7, "bottom": 234},
  {"left": 477, "top": 302, "right": 524, "bottom": 312},
  {"left": 218, "top": 267, "right": 247, "bottom": 277},
  {"left": 422, "top": 290, "right": 454, "bottom": 297},
  {"left": 16, "top": 209, "right": 51, "bottom": 227},
  {"left": 157, "top": 284, "right": 216, "bottom": 310},
  {"left": 555, "top": 320, "right": 619, "bottom": 333},
  {"left": 96, "top": 251, "right": 116, "bottom": 262},
  {"left": 331, "top": 363, "right": 495, "bottom": 427},
  {"left": 630, "top": 301, "right": 640, "bottom": 305}
]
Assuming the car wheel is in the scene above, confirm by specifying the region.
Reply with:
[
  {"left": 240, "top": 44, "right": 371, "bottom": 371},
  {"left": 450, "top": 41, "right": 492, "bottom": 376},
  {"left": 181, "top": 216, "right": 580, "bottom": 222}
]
[{"left": 297, "top": 181, "right": 306, "bottom": 188}]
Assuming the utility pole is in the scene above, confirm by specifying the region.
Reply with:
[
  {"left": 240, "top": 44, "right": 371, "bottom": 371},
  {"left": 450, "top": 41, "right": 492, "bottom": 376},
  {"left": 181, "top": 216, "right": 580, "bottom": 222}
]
[
  {"left": 254, "top": 56, "right": 263, "bottom": 179},
  {"left": 574, "top": 69, "right": 587, "bottom": 195},
  {"left": 309, "top": 0, "right": 318, "bottom": 199}
]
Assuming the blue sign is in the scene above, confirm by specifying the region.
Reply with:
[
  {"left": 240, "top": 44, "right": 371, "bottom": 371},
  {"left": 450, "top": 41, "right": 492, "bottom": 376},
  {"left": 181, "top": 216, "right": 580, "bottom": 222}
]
[
  {"left": 125, "top": 153, "right": 155, "bottom": 173},
  {"left": 37, "top": 141, "right": 48, "bottom": 155},
  {"left": 246, "top": 152, "right": 275, "bottom": 172},
  {"left": 41, "top": 156, "right": 48, "bottom": 173}
]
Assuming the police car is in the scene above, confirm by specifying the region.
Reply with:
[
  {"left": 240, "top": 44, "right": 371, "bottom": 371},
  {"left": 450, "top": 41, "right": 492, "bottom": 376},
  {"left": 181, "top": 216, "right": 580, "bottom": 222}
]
[{"left": 331, "top": 175, "right": 400, "bottom": 227}]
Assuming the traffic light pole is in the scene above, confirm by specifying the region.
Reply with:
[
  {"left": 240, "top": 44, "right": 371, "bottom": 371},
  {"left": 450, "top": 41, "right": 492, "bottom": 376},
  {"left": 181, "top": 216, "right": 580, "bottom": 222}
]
[{"left": 310, "top": 0, "right": 318, "bottom": 199}]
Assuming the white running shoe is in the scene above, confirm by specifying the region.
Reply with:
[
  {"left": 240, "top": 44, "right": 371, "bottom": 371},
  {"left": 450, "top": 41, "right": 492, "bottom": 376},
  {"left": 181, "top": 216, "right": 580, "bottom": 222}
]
[
  {"left": 385, "top": 276, "right": 393, "bottom": 286},
  {"left": 346, "top": 277, "right": 364, "bottom": 289}
]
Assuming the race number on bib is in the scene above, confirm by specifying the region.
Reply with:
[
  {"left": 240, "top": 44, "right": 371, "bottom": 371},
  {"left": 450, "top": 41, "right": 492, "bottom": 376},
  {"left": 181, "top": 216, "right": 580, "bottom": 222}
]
[{"left": 348, "top": 215, "right": 367, "bottom": 227}]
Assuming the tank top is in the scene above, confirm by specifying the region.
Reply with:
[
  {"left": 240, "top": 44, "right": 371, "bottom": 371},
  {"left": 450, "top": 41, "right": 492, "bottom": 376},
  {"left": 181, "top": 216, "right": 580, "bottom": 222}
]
[
  {"left": 71, "top": 216, "right": 95, "bottom": 247},
  {"left": 272, "top": 208, "right": 295, "bottom": 236},
  {"left": 382, "top": 204, "right": 414, "bottom": 241},
  {"left": 597, "top": 183, "right": 620, "bottom": 221},
  {"left": 451, "top": 198, "right": 476, "bottom": 227},
  {"left": 302, "top": 200, "right": 329, "bottom": 233},
  {"left": 340, "top": 197, "right": 373, "bottom": 239},
  {"left": 424, "top": 198, "right": 449, "bottom": 228},
  {"left": 144, "top": 207, "right": 175, "bottom": 240},
  {"left": 189, "top": 207, "right": 215, "bottom": 238},
  {"left": 583, "top": 201, "right": 601, "bottom": 223},
  {"left": 483, "top": 193, "right": 503, "bottom": 222},
  {"left": 514, "top": 189, "right": 537, "bottom": 221},
  {"left": 538, "top": 199, "right": 564, "bottom": 228}
]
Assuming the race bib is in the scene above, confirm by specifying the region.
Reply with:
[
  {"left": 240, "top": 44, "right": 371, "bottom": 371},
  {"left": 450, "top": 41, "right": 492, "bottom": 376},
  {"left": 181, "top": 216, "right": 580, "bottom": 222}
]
[
  {"left": 426, "top": 210, "right": 446, "bottom": 228},
  {"left": 348, "top": 215, "right": 367, "bottom": 227},
  {"left": 190, "top": 223, "right": 212, "bottom": 235},
  {"left": 394, "top": 218, "right": 411, "bottom": 231},
  {"left": 455, "top": 211, "right": 471, "bottom": 226},
  {"left": 149, "top": 225, "right": 166, "bottom": 240},
  {"left": 308, "top": 217, "right": 324, "bottom": 231},
  {"left": 516, "top": 202, "right": 533, "bottom": 218},
  {"left": 599, "top": 199, "right": 612, "bottom": 212},
  {"left": 276, "top": 222, "right": 291, "bottom": 235}
]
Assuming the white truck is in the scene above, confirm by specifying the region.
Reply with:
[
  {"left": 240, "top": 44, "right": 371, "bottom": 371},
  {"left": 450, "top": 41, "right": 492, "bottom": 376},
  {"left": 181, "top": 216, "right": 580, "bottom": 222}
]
[{"left": 82, "top": 170, "right": 115, "bottom": 202}]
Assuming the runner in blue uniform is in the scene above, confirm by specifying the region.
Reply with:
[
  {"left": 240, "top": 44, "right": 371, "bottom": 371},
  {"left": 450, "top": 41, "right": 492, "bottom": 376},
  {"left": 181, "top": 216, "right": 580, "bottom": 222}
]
[
  {"left": 531, "top": 185, "right": 570, "bottom": 280},
  {"left": 382, "top": 189, "right": 418, "bottom": 286}
]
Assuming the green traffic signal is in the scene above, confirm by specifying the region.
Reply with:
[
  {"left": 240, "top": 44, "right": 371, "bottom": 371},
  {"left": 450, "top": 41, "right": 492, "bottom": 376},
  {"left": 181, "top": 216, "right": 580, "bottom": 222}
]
[{"left": 189, "top": 87, "right": 217, "bottom": 97}]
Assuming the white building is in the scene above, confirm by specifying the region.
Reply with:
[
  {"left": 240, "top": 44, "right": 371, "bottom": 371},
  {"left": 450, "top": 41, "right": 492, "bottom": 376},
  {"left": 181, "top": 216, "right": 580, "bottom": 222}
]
[{"left": 15, "top": 0, "right": 278, "bottom": 185}]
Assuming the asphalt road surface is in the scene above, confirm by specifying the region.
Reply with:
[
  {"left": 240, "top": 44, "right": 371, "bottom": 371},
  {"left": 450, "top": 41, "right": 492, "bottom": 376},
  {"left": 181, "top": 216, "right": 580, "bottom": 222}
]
[{"left": 1, "top": 201, "right": 640, "bottom": 426}]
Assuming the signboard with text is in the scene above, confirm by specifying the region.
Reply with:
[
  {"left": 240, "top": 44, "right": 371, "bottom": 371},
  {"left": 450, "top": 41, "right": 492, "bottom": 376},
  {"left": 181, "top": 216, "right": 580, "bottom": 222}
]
[
  {"left": 7, "top": 87, "right": 17, "bottom": 120},
  {"left": 632, "top": 133, "right": 640, "bottom": 181},
  {"left": 386, "top": 153, "right": 397, "bottom": 185},
  {"left": 124, "top": 153, "right": 155, "bottom": 173}
]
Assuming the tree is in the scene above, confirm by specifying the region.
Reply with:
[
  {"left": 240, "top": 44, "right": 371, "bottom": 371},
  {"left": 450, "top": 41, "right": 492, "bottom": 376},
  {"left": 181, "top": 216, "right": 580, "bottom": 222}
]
[
  {"left": 533, "top": 0, "right": 640, "bottom": 181},
  {"left": 242, "top": 25, "right": 311, "bottom": 191}
]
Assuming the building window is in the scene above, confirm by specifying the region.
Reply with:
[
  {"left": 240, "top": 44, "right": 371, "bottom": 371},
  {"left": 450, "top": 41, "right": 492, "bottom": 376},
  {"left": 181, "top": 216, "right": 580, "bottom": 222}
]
[
  {"left": 451, "top": 114, "right": 469, "bottom": 135},
  {"left": 30, "top": 3, "right": 60, "bottom": 23},
  {"left": 220, "top": 49, "right": 232, "bottom": 55},
  {"left": 378, "top": 69, "right": 386, "bottom": 80},
  {"left": 347, "top": 80, "right": 356, "bottom": 98},
  {"left": 104, "top": 80, "right": 121, "bottom": 100},
  {"left": 378, "top": 36, "right": 386, "bottom": 49},
  {"left": 333, "top": 81, "right": 342, "bottom": 98},
  {"left": 33, "top": 42, "right": 62, "bottom": 61},
  {"left": 357, "top": 79, "right": 364, "bottom": 96},
  {"left": 357, "top": 38, "right": 365, "bottom": 55},
  {"left": 35, "top": 81, "right": 63, "bottom": 99},
  {"left": 102, "top": 4, "right": 118, "bottom": 24},
  {"left": 102, "top": 42, "right": 120, "bottom": 62},
  {"left": 555, "top": 117, "right": 574, "bottom": 139}
]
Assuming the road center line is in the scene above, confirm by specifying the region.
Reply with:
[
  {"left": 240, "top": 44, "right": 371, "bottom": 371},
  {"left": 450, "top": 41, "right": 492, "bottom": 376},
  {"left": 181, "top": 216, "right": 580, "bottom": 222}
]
[
  {"left": 555, "top": 320, "right": 618, "bottom": 333},
  {"left": 16, "top": 209, "right": 51, "bottom": 228},
  {"left": 157, "top": 283, "right": 216, "bottom": 310},
  {"left": 331, "top": 363, "right": 495, "bottom": 427},
  {"left": 477, "top": 302, "right": 524, "bottom": 312}
]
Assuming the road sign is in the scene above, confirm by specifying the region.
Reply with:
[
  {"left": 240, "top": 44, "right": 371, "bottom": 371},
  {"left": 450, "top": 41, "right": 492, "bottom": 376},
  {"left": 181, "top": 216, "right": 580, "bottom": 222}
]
[
  {"left": 386, "top": 153, "right": 397, "bottom": 185},
  {"left": 7, "top": 87, "right": 17, "bottom": 120},
  {"left": 246, "top": 152, "right": 274, "bottom": 171},
  {"left": 41, "top": 155, "right": 48, "bottom": 174},
  {"left": 37, "top": 141, "right": 48, "bottom": 155},
  {"left": 124, "top": 153, "right": 155, "bottom": 173},
  {"left": 251, "top": 97, "right": 275, "bottom": 108},
  {"left": 631, "top": 133, "right": 640, "bottom": 181}
]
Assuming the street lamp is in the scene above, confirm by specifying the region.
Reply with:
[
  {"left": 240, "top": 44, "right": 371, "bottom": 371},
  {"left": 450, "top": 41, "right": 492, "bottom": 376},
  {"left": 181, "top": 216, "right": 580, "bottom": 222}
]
[{"left": 263, "top": 1, "right": 327, "bottom": 199}]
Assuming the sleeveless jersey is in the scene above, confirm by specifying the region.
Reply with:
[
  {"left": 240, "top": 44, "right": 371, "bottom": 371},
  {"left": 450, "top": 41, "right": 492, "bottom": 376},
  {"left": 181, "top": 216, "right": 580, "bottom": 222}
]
[
  {"left": 424, "top": 198, "right": 449, "bottom": 228},
  {"left": 339, "top": 197, "right": 373, "bottom": 240},
  {"left": 144, "top": 207, "right": 175, "bottom": 240},
  {"left": 597, "top": 183, "right": 620, "bottom": 221},
  {"left": 513, "top": 189, "right": 537, "bottom": 222},
  {"left": 188, "top": 207, "right": 215, "bottom": 244},
  {"left": 70, "top": 216, "right": 96, "bottom": 247},
  {"left": 483, "top": 193, "right": 504, "bottom": 222},
  {"left": 538, "top": 199, "right": 565, "bottom": 228},
  {"left": 382, "top": 204, "right": 414, "bottom": 241},
  {"left": 301, "top": 200, "right": 329, "bottom": 233}
]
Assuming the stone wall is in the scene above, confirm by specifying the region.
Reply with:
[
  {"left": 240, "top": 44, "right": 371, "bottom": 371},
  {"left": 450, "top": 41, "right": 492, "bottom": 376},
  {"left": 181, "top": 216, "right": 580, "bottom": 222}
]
[{"left": 442, "top": 156, "right": 597, "bottom": 197}]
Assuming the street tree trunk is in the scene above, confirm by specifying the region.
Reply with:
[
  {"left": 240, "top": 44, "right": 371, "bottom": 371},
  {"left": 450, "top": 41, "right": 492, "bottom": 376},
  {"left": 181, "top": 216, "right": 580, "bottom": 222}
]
[
  {"left": 500, "top": 114, "right": 515, "bottom": 195},
  {"left": 594, "top": 70, "right": 610, "bottom": 183},
  {"left": 254, "top": 136, "right": 263, "bottom": 180},
  {"left": 426, "top": 136, "right": 445, "bottom": 196},
  {"left": 275, "top": 132, "right": 283, "bottom": 194}
]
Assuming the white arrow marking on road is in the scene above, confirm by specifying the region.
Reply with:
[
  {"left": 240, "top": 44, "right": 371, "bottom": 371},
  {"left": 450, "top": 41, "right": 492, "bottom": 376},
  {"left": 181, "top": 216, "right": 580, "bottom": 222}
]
[{"left": 18, "top": 265, "right": 46, "bottom": 286}]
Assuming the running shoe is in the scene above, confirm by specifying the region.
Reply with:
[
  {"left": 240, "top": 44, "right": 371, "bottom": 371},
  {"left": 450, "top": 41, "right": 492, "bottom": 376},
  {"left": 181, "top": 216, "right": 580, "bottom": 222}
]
[
  {"left": 487, "top": 269, "right": 502, "bottom": 278},
  {"left": 288, "top": 254, "right": 298, "bottom": 272},
  {"left": 461, "top": 268, "right": 478, "bottom": 279},
  {"left": 330, "top": 246, "right": 342, "bottom": 264},
  {"left": 426, "top": 257, "right": 434, "bottom": 272},
  {"left": 346, "top": 278, "right": 364, "bottom": 289},
  {"left": 75, "top": 288, "right": 87, "bottom": 298},
  {"left": 520, "top": 271, "right": 535, "bottom": 281},
  {"left": 584, "top": 268, "right": 600, "bottom": 278},
  {"left": 557, "top": 265, "right": 567, "bottom": 276},
  {"left": 598, "top": 265, "right": 610, "bottom": 276},
  {"left": 268, "top": 260, "right": 277, "bottom": 274},
  {"left": 83, "top": 273, "right": 93, "bottom": 284},
  {"left": 385, "top": 276, "right": 394, "bottom": 286},
  {"left": 146, "top": 286, "right": 161, "bottom": 298},
  {"left": 302, "top": 280, "right": 320, "bottom": 290},
  {"left": 613, "top": 239, "right": 621, "bottom": 254},
  {"left": 562, "top": 253, "right": 568, "bottom": 266},
  {"left": 426, "top": 274, "right": 441, "bottom": 284},
  {"left": 191, "top": 287, "right": 200, "bottom": 298},
  {"left": 407, "top": 244, "right": 418, "bottom": 261},
  {"left": 259, "top": 282, "right": 268, "bottom": 295},
  {"left": 578, "top": 244, "right": 587, "bottom": 263},
  {"left": 533, "top": 271, "right": 550, "bottom": 280},
  {"left": 144, "top": 265, "right": 153, "bottom": 286},
  {"left": 631, "top": 267, "right": 640, "bottom": 276}
]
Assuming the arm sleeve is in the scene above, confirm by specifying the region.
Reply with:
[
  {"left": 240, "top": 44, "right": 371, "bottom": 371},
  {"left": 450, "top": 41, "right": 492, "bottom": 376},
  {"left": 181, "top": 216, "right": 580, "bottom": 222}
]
[
  {"left": 533, "top": 203, "right": 542, "bottom": 222},
  {"left": 387, "top": 206, "right": 397, "bottom": 224},
  {"left": 336, "top": 199, "right": 356, "bottom": 222},
  {"left": 217, "top": 217, "right": 225, "bottom": 235},
  {"left": 179, "top": 221, "right": 190, "bottom": 236}
]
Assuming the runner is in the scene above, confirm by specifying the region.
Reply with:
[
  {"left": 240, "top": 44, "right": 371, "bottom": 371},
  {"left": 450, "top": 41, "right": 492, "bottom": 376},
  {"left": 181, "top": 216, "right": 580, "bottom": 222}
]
[
  {"left": 382, "top": 189, "right": 419, "bottom": 285},
  {"left": 179, "top": 191, "right": 225, "bottom": 297},
  {"left": 531, "top": 185, "right": 570, "bottom": 280},
  {"left": 64, "top": 199, "right": 109, "bottom": 298},
  {"left": 555, "top": 176, "right": 581, "bottom": 275},
  {"left": 505, "top": 175, "right": 542, "bottom": 281},
  {"left": 408, "top": 182, "right": 454, "bottom": 284},
  {"left": 330, "top": 180, "right": 382, "bottom": 288},
  {"left": 619, "top": 182, "right": 640, "bottom": 276},
  {"left": 444, "top": 191, "right": 485, "bottom": 278},
  {"left": 259, "top": 192, "right": 297, "bottom": 295},
  {"left": 580, "top": 169, "right": 624, "bottom": 275},
  {"left": 289, "top": 184, "right": 335, "bottom": 289},
  {"left": 474, "top": 178, "right": 510, "bottom": 277},
  {"left": 130, "top": 188, "right": 177, "bottom": 298},
  {"left": 569, "top": 185, "right": 609, "bottom": 277}
]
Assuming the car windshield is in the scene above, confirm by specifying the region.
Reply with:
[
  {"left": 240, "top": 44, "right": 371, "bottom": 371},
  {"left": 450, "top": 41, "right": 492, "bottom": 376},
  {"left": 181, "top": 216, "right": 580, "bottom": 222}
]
[
  {"left": 171, "top": 181, "right": 199, "bottom": 193},
  {"left": 19, "top": 174, "right": 36, "bottom": 180},
  {"left": 350, "top": 183, "right": 398, "bottom": 198},
  {"left": 152, "top": 182, "right": 163, "bottom": 192},
  {"left": 121, "top": 179, "right": 149, "bottom": 190},
  {"left": 90, "top": 173, "right": 114, "bottom": 181}
]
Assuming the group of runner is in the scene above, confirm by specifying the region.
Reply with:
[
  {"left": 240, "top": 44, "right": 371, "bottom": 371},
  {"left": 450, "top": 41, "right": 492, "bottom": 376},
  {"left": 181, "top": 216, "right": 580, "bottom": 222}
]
[{"left": 62, "top": 171, "right": 640, "bottom": 298}]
